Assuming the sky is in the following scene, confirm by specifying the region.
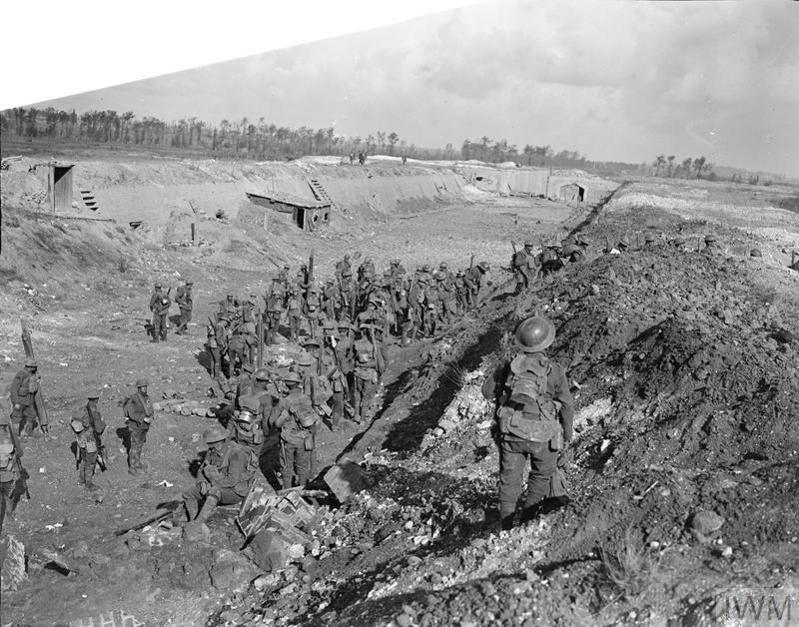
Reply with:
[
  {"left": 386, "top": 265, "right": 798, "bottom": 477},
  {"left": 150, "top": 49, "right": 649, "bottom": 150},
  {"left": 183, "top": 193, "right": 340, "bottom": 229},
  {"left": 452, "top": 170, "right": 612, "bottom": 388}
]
[{"left": 8, "top": 0, "right": 799, "bottom": 176}]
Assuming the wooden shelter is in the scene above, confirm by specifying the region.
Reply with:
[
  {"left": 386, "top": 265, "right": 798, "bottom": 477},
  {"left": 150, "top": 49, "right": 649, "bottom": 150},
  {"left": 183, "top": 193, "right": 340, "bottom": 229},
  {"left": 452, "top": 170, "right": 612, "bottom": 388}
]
[
  {"left": 246, "top": 191, "right": 331, "bottom": 232},
  {"left": 47, "top": 162, "right": 74, "bottom": 212}
]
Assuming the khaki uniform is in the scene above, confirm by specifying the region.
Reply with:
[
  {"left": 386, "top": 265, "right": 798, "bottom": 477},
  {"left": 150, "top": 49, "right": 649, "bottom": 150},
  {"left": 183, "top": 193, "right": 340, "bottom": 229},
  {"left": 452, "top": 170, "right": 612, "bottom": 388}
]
[
  {"left": 74, "top": 403, "right": 106, "bottom": 488},
  {"left": 483, "top": 352, "right": 574, "bottom": 528},
  {"left": 0, "top": 420, "right": 24, "bottom": 533},
  {"left": 175, "top": 285, "right": 193, "bottom": 334},
  {"left": 9, "top": 368, "right": 42, "bottom": 436},
  {"left": 183, "top": 440, "right": 257, "bottom": 520},
  {"left": 151, "top": 292, "right": 171, "bottom": 341},
  {"left": 353, "top": 338, "right": 384, "bottom": 422},
  {"left": 271, "top": 391, "right": 319, "bottom": 488},
  {"left": 123, "top": 391, "right": 154, "bottom": 471},
  {"left": 513, "top": 249, "right": 538, "bottom": 292}
]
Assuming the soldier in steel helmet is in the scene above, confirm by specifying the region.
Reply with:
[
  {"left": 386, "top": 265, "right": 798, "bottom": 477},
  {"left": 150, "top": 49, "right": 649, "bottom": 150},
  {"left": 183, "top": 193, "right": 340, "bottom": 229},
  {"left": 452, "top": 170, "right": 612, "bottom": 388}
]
[
  {"left": 0, "top": 408, "right": 25, "bottom": 532},
  {"left": 181, "top": 425, "right": 257, "bottom": 523},
  {"left": 269, "top": 380, "right": 320, "bottom": 488},
  {"left": 703, "top": 233, "right": 721, "bottom": 255},
  {"left": 513, "top": 241, "right": 539, "bottom": 294},
  {"left": 150, "top": 282, "right": 171, "bottom": 342},
  {"left": 482, "top": 316, "right": 574, "bottom": 530},
  {"left": 123, "top": 378, "right": 155, "bottom": 474},
  {"left": 71, "top": 390, "right": 107, "bottom": 490},
  {"left": 9, "top": 358, "right": 48, "bottom": 438},
  {"left": 175, "top": 279, "right": 194, "bottom": 335}
]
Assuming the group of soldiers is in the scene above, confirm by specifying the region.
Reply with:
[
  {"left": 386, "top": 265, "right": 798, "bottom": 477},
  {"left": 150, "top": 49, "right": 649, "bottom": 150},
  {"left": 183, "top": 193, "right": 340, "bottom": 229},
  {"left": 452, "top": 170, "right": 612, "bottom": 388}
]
[
  {"left": 204, "top": 254, "right": 492, "bottom": 380},
  {"left": 148, "top": 279, "right": 194, "bottom": 342}
]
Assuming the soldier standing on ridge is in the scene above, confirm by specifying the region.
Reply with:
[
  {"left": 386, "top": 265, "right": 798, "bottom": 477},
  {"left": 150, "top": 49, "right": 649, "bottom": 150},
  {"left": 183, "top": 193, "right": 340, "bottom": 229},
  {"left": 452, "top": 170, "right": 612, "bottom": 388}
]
[
  {"left": 482, "top": 316, "right": 574, "bottom": 530},
  {"left": 513, "top": 241, "right": 538, "bottom": 294},
  {"left": 175, "top": 279, "right": 193, "bottom": 335},
  {"left": 123, "top": 378, "right": 155, "bottom": 475}
]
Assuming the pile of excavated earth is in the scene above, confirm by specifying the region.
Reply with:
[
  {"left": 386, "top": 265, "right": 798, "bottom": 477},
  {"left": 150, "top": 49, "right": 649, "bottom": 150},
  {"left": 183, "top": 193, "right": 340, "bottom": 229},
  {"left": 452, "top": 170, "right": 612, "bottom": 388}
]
[{"left": 1, "top": 154, "right": 798, "bottom": 626}]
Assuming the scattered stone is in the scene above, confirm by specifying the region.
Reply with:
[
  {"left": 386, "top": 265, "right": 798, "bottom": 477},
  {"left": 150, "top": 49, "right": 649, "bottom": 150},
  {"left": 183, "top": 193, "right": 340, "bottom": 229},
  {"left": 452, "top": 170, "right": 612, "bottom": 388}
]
[
  {"left": 182, "top": 521, "right": 211, "bottom": 544},
  {"left": 209, "top": 549, "right": 257, "bottom": 591},
  {"left": 690, "top": 510, "right": 725, "bottom": 535},
  {"left": 721, "top": 546, "right": 733, "bottom": 558},
  {"left": 0, "top": 535, "right": 27, "bottom": 591},
  {"left": 323, "top": 461, "right": 368, "bottom": 503},
  {"left": 249, "top": 530, "right": 290, "bottom": 572},
  {"left": 396, "top": 612, "right": 413, "bottom": 627}
]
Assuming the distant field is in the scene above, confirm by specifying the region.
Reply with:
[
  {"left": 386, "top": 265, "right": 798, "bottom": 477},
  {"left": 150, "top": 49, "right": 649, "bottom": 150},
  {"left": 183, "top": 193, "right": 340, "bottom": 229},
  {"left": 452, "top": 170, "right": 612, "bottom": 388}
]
[{"left": 0, "top": 137, "right": 281, "bottom": 162}]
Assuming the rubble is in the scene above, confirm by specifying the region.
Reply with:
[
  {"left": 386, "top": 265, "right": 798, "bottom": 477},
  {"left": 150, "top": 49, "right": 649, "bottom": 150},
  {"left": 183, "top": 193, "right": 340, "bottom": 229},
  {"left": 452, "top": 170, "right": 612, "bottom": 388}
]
[
  {"left": 0, "top": 535, "right": 27, "bottom": 591},
  {"left": 323, "top": 460, "right": 369, "bottom": 503}
]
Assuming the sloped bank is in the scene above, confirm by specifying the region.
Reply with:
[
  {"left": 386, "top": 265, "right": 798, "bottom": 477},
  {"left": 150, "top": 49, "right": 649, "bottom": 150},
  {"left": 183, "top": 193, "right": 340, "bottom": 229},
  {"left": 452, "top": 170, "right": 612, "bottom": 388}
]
[{"left": 206, "top": 203, "right": 799, "bottom": 626}]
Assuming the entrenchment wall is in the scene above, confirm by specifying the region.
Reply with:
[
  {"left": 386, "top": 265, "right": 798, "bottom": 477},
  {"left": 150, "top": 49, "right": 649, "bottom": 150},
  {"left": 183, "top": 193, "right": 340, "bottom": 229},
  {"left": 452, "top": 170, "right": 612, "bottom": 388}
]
[{"left": 4, "top": 159, "right": 468, "bottom": 227}]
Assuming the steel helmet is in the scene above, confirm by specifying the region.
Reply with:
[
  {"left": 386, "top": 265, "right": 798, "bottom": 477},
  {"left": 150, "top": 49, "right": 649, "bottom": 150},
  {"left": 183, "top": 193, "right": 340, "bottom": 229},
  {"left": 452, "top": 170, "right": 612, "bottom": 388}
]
[
  {"left": 135, "top": 378, "right": 149, "bottom": 388},
  {"left": 618, "top": 237, "right": 630, "bottom": 248},
  {"left": 750, "top": 248, "right": 762, "bottom": 257},
  {"left": 203, "top": 425, "right": 228, "bottom": 445},
  {"left": 24, "top": 358, "right": 38, "bottom": 368},
  {"left": 87, "top": 390, "right": 100, "bottom": 399},
  {"left": 299, "top": 412, "right": 318, "bottom": 428},
  {"left": 524, "top": 240, "right": 534, "bottom": 248},
  {"left": 282, "top": 371, "right": 302, "bottom": 385},
  {"left": 71, "top": 419, "right": 86, "bottom": 433},
  {"left": 515, "top": 316, "right": 556, "bottom": 353},
  {"left": 253, "top": 368, "right": 270, "bottom": 381},
  {"left": 562, "top": 244, "right": 580, "bottom": 257},
  {"left": 644, "top": 233, "right": 655, "bottom": 243},
  {"left": 705, "top": 234, "right": 717, "bottom": 243}
]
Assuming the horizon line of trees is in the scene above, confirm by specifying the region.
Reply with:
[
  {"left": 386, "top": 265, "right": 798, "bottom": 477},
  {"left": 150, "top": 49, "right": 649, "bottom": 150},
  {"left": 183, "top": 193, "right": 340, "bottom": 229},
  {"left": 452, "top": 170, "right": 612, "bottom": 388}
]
[
  {"left": 652, "top": 154, "right": 716, "bottom": 180},
  {"left": 2, "top": 105, "right": 655, "bottom": 174}
]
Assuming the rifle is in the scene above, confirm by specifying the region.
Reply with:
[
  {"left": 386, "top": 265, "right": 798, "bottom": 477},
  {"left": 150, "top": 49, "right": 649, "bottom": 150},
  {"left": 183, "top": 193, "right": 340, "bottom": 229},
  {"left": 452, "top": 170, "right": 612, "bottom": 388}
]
[
  {"left": 306, "top": 251, "right": 315, "bottom": 301},
  {"left": 469, "top": 254, "right": 475, "bottom": 271},
  {"left": 20, "top": 319, "right": 34, "bottom": 359},
  {"left": 34, "top": 383, "right": 51, "bottom": 437},
  {"left": 114, "top": 506, "right": 174, "bottom": 536},
  {"left": 16, "top": 457, "right": 30, "bottom": 500},
  {"left": 511, "top": 240, "right": 518, "bottom": 255}
]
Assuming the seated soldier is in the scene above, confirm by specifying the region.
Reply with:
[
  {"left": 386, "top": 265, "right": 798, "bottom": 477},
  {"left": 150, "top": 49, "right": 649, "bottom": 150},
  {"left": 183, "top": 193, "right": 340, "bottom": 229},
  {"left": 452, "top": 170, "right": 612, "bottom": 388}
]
[{"left": 181, "top": 426, "right": 257, "bottom": 524}]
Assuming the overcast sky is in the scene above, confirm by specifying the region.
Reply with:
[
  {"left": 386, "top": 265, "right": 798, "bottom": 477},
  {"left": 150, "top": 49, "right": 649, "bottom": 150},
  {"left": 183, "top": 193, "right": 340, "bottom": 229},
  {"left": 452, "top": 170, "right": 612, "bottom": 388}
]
[{"left": 31, "top": 0, "right": 799, "bottom": 176}]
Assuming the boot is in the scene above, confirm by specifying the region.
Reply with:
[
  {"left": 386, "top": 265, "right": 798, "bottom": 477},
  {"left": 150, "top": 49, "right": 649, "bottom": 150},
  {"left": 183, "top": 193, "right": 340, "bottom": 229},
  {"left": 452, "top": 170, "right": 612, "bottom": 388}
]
[
  {"left": 195, "top": 494, "right": 219, "bottom": 523},
  {"left": 184, "top": 499, "right": 199, "bottom": 522},
  {"left": 84, "top": 466, "right": 97, "bottom": 491}
]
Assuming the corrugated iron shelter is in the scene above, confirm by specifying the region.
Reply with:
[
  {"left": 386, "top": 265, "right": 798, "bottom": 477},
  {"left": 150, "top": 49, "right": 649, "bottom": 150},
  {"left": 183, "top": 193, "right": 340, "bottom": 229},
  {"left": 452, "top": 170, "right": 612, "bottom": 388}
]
[
  {"left": 246, "top": 191, "right": 330, "bottom": 232},
  {"left": 48, "top": 162, "right": 74, "bottom": 212}
]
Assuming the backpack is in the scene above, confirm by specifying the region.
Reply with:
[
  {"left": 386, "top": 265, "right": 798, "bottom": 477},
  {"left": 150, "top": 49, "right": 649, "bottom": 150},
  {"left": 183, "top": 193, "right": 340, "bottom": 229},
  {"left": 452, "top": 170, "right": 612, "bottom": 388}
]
[{"left": 498, "top": 354, "right": 559, "bottom": 442}]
